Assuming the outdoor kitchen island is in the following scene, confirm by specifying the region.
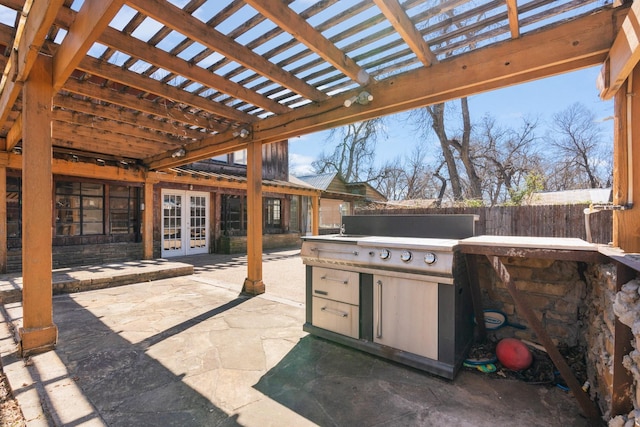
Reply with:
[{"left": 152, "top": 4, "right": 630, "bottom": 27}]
[{"left": 300, "top": 215, "right": 478, "bottom": 380}]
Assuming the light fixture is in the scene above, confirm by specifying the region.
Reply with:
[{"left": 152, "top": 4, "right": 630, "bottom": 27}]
[
  {"left": 344, "top": 91, "right": 373, "bottom": 107},
  {"left": 233, "top": 128, "right": 250, "bottom": 138},
  {"left": 171, "top": 148, "right": 186, "bottom": 158}
]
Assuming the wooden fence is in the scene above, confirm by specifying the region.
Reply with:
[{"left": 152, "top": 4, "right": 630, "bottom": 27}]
[{"left": 355, "top": 204, "right": 613, "bottom": 244}]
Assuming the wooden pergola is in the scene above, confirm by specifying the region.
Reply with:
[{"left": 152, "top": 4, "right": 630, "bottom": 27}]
[{"left": 0, "top": 0, "right": 637, "bottom": 357}]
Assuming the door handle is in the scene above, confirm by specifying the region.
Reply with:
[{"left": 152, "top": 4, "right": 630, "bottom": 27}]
[{"left": 376, "top": 280, "right": 383, "bottom": 338}]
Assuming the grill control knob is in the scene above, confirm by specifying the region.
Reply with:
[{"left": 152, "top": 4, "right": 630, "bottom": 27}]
[
  {"left": 424, "top": 252, "right": 437, "bottom": 265},
  {"left": 400, "top": 250, "right": 412, "bottom": 262},
  {"left": 379, "top": 249, "right": 391, "bottom": 260}
]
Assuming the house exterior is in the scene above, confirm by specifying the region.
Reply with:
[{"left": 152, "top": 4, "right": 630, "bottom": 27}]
[
  {"left": 296, "top": 172, "right": 387, "bottom": 232},
  {"left": 2, "top": 141, "right": 319, "bottom": 272}
]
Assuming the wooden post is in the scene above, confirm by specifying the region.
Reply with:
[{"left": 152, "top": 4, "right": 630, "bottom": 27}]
[
  {"left": 20, "top": 54, "right": 57, "bottom": 355},
  {"left": 312, "top": 195, "right": 319, "bottom": 235},
  {"left": 0, "top": 166, "right": 6, "bottom": 273},
  {"left": 243, "top": 141, "right": 265, "bottom": 295},
  {"left": 142, "top": 178, "right": 155, "bottom": 259},
  {"left": 612, "top": 65, "right": 640, "bottom": 252}
]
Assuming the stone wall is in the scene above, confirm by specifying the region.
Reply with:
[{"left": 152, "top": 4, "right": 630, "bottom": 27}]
[
  {"left": 588, "top": 260, "right": 640, "bottom": 426},
  {"left": 474, "top": 255, "right": 588, "bottom": 346},
  {"left": 584, "top": 263, "right": 619, "bottom": 420},
  {"left": 7, "top": 242, "right": 144, "bottom": 273},
  {"left": 476, "top": 257, "right": 640, "bottom": 423},
  {"left": 216, "top": 233, "right": 301, "bottom": 254}
]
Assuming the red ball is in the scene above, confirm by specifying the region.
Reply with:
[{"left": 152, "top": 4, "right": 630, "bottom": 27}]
[{"left": 496, "top": 338, "right": 533, "bottom": 371}]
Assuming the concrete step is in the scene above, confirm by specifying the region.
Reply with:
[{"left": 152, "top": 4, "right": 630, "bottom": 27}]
[{"left": 0, "top": 260, "right": 194, "bottom": 304}]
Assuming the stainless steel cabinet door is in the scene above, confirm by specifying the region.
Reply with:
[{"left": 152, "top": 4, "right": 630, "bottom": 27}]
[{"left": 373, "top": 275, "right": 438, "bottom": 360}]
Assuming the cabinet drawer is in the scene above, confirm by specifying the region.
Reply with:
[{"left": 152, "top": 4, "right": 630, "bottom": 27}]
[
  {"left": 312, "top": 296, "right": 359, "bottom": 339},
  {"left": 312, "top": 266, "right": 359, "bottom": 305}
]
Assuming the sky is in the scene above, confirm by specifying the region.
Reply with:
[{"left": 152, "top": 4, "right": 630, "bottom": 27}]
[{"left": 288, "top": 66, "right": 614, "bottom": 176}]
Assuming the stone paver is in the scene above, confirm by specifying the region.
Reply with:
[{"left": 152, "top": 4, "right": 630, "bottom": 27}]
[{"left": 0, "top": 249, "right": 592, "bottom": 426}]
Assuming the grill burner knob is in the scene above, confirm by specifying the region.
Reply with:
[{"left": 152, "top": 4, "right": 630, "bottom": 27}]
[
  {"left": 424, "top": 252, "right": 437, "bottom": 265},
  {"left": 379, "top": 249, "right": 391, "bottom": 260},
  {"left": 400, "top": 250, "right": 412, "bottom": 262}
]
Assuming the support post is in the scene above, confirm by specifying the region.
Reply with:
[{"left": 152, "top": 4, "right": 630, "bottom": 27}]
[
  {"left": 311, "top": 195, "right": 319, "bottom": 236},
  {"left": 142, "top": 179, "right": 155, "bottom": 259},
  {"left": 20, "top": 54, "right": 57, "bottom": 355},
  {"left": 612, "top": 65, "right": 640, "bottom": 252},
  {"left": 243, "top": 141, "right": 264, "bottom": 295},
  {"left": 0, "top": 166, "right": 6, "bottom": 273}
]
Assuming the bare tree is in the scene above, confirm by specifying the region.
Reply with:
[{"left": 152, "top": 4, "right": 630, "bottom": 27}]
[
  {"left": 372, "top": 144, "right": 435, "bottom": 201},
  {"left": 474, "top": 114, "right": 542, "bottom": 205},
  {"left": 312, "top": 119, "right": 386, "bottom": 183},
  {"left": 546, "top": 102, "right": 609, "bottom": 189},
  {"left": 412, "top": 99, "right": 483, "bottom": 202},
  {"left": 372, "top": 158, "right": 405, "bottom": 201}
]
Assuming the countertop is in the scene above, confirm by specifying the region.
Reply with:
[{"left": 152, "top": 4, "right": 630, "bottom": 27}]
[
  {"left": 458, "top": 235, "right": 605, "bottom": 262},
  {"left": 459, "top": 235, "right": 596, "bottom": 251}
]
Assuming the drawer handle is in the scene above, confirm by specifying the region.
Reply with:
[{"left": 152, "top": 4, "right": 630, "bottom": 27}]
[
  {"left": 314, "top": 290, "right": 328, "bottom": 296},
  {"left": 321, "top": 306, "right": 348, "bottom": 318},
  {"left": 321, "top": 275, "right": 348, "bottom": 284}
]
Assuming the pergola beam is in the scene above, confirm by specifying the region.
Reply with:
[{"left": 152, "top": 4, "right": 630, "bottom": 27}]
[
  {"left": 598, "top": 0, "right": 640, "bottom": 99},
  {"left": 245, "top": 0, "right": 371, "bottom": 85},
  {"left": 97, "top": 26, "right": 290, "bottom": 115},
  {"left": 52, "top": 0, "right": 125, "bottom": 92},
  {"left": 160, "top": 6, "right": 619, "bottom": 165},
  {"left": 373, "top": 0, "right": 438, "bottom": 66},
  {"left": 77, "top": 56, "right": 256, "bottom": 124},
  {"left": 0, "top": 0, "right": 65, "bottom": 129},
  {"left": 129, "top": 0, "right": 328, "bottom": 103},
  {"left": 506, "top": 0, "right": 520, "bottom": 39}
]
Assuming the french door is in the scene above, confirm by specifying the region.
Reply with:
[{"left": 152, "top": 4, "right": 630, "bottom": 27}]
[{"left": 162, "top": 190, "right": 209, "bottom": 257}]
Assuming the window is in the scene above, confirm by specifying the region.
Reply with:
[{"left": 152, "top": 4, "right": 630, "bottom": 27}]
[
  {"left": 265, "top": 198, "right": 281, "bottom": 230},
  {"left": 221, "top": 194, "right": 245, "bottom": 236},
  {"left": 110, "top": 185, "right": 140, "bottom": 234},
  {"left": 211, "top": 154, "right": 228, "bottom": 163},
  {"left": 55, "top": 181, "right": 104, "bottom": 236},
  {"left": 6, "top": 176, "right": 21, "bottom": 240},
  {"left": 233, "top": 149, "right": 247, "bottom": 165},
  {"left": 289, "top": 196, "right": 299, "bottom": 232}
]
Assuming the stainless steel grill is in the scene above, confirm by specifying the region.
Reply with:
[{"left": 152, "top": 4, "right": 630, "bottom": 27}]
[{"left": 301, "top": 215, "right": 477, "bottom": 379}]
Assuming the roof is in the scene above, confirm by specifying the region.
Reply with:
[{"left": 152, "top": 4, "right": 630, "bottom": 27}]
[
  {"left": 287, "top": 174, "right": 317, "bottom": 190},
  {"left": 169, "top": 167, "right": 319, "bottom": 195},
  {"left": 528, "top": 188, "right": 612, "bottom": 205},
  {"left": 0, "top": 1, "right": 628, "bottom": 172},
  {"left": 296, "top": 173, "right": 338, "bottom": 191}
]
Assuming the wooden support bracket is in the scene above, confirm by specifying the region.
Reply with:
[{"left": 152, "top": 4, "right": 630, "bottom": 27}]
[{"left": 487, "top": 255, "right": 601, "bottom": 423}]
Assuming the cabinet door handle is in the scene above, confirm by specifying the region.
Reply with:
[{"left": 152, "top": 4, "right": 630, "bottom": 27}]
[
  {"left": 376, "top": 280, "right": 383, "bottom": 338},
  {"left": 321, "top": 306, "right": 348, "bottom": 318},
  {"left": 320, "top": 275, "right": 348, "bottom": 284}
]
